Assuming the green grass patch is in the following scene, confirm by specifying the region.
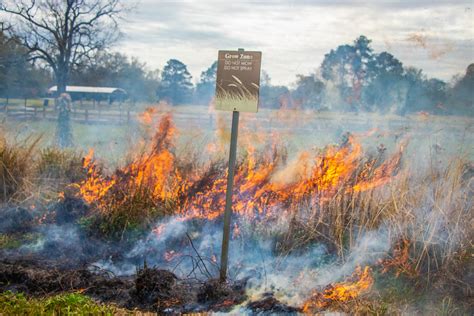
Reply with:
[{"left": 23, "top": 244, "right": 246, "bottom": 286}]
[
  {"left": 0, "top": 291, "right": 128, "bottom": 315},
  {"left": 0, "top": 234, "right": 22, "bottom": 249},
  {"left": 0, "top": 98, "right": 47, "bottom": 108},
  {"left": 0, "top": 233, "right": 41, "bottom": 250}
]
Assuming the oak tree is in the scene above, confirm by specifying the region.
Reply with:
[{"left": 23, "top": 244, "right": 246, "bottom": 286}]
[{"left": 1, "top": 0, "right": 124, "bottom": 94}]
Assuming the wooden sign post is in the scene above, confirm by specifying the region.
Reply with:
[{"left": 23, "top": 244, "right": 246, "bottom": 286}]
[{"left": 216, "top": 48, "right": 262, "bottom": 282}]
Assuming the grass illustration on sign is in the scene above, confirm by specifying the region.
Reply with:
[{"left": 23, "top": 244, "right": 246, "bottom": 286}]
[{"left": 216, "top": 75, "right": 259, "bottom": 113}]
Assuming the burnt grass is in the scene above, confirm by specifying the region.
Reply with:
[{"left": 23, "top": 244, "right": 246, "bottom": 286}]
[
  {"left": 0, "top": 258, "right": 250, "bottom": 313},
  {"left": 0, "top": 196, "right": 281, "bottom": 313}
]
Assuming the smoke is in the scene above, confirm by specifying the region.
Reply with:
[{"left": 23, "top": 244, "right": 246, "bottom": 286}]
[
  {"left": 20, "top": 224, "right": 80, "bottom": 252},
  {"left": 69, "top": 211, "right": 393, "bottom": 306}
]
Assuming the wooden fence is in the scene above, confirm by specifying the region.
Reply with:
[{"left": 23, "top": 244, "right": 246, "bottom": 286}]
[
  {"left": 1, "top": 100, "right": 136, "bottom": 124},
  {"left": 0, "top": 99, "right": 218, "bottom": 127}
]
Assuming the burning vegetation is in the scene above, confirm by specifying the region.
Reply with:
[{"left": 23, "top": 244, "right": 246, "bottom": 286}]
[
  {"left": 0, "top": 109, "right": 472, "bottom": 314},
  {"left": 303, "top": 266, "right": 374, "bottom": 313},
  {"left": 76, "top": 113, "right": 404, "bottom": 226}
]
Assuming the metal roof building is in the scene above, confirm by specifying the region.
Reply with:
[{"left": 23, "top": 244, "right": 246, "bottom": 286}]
[{"left": 48, "top": 86, "right": 127, "bottom": 95}]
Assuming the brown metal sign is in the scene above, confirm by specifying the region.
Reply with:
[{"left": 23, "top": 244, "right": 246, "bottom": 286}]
[{"left": 215, "top": 50, "right": 262, "bottom": 113}]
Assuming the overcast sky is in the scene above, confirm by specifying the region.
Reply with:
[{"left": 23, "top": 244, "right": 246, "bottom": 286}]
[{"left": 116, "top": 0, "right": 474, "bottom": 86}]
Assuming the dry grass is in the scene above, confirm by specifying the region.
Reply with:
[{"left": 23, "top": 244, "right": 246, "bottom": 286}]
[
  {"left": 0, "top": 135, "right": 41, "bottom": 203},
  {"left": 36, "top": 147, "right": 85, "bottom": 183},
  {"left": 0, "top": 113, "right": 472, "bottom": 313},
  {"left": 272, "top": 156, "right": 473, "bottom": 313},
  {"left": 384, "top": 159, "right": 472, "bottom": 278},
  {"left": 0, "top": 129, "right": 85, "bottom": 205}
]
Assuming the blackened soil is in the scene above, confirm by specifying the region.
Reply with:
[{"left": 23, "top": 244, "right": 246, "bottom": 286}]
[{"left": 0, "top": 259, "right": 251, "bottom": 314}]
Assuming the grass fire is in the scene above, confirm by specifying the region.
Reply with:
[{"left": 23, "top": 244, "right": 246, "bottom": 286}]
[
  {"left": 0, "top": 107, "right": 472, "bottom": 314},
  {"left": 0, "top": 0, "right": 473, "bottom": 314}
]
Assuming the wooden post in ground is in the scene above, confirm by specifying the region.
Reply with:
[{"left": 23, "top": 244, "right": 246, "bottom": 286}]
[
  {"left": 219, "top": 110, "right": 240, "bottom": 282},
  {"left": 215, "top": 48, "right": 262, "bottom": 282}
]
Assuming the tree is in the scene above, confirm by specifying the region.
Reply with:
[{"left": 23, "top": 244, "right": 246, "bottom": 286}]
[
  {"left": 321, "top": 35, "right": 376, "bottom": 111},
  {"left": 402, "top": 67, "right": 428, "bottom": 114},
  {"left": 0, "top": 30, "right": 26, "bottom": 98},
  {"left": 70, "top": 52, "right": 160, "bottom": 102},
  {"left": 258, "top": 71, "right": 290, "bottom": 108},
  {"left": 157, "top": 59, "right": 193, "bottom": 105},
  {"left": 0, "top": 0, "right": 123, "bottom": 94},
  {"left": 195, "top": 61, "right": 217, "bottom": 104},
  {"left": 0, "top": 29, "right": 50, "bottom": 100},
  {"left": 364, "top": 52, "right": 404, "bottom": 113},
  {"left": 319, "top": 35, "right": 452, "bottom": 114},
  {"left": 292, "top": 74, "right": 324, "bottom": 108},
  {"left": 352, "top": 35, "right": 375, "bottom": 85},
  {"left": 449, "top": 64, "right": 474, "bottom": 115}
]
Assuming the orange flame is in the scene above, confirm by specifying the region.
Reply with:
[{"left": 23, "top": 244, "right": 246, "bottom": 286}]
[
  {"left": 379, "top": 238, "right": 418, "bottom": 278},
  {"left": 78, "top": 149, "right": 115, "bottom": 206},
  {"left": 303, "top": 266, "right": 373, "bottom": 312},
  {"left": 138, "top": 107, "right": 158, "bottom": 125},
  {"left": 74, "top": 114, "right": 404, "bottom": 223}
]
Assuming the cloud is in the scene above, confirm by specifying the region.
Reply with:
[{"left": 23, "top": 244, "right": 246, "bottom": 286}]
[{"left": 115, "top": 0, "right": 473, "bottom": 85}]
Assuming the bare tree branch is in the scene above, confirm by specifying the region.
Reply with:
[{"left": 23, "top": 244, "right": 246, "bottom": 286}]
[{"left": 0, "top": 0, "right": 125, "bottom": 94}]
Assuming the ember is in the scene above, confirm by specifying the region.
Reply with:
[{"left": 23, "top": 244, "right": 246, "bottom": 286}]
[{"left": 379, "top": 238, "right": 419, "bottom": 278}]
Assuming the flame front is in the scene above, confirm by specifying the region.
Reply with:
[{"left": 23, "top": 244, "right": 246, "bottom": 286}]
[{"left": 75, "top": 113, "right": 404, "bottom": 222}]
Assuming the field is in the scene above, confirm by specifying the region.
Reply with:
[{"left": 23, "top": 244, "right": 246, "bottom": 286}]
[
  {"left": 0, "top": 105, "right": 473, "bottom": 314},
  {"left": 3, "top": 104, "right": 472, "bottom": 160}
]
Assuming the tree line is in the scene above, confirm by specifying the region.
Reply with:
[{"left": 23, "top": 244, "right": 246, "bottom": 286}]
[{"left": 0, "top": 1, "right": 472, "bottom": 115}]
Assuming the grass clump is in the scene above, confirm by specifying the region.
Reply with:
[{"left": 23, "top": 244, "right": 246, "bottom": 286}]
[
  {"left": 36, "top": 147, "right": 85, "bottom": 183},
  {"left": 0, "top": 234, "right": 22, "bottom": 249},
  {"left": 0, "top": 291, "right": 127, "bottom": 315},
  {"left": 0, "top": 136, "right": 41, "bottom": 203},
  {"left": 0, "top": 233, "right": 41, "bottom": 250}
]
